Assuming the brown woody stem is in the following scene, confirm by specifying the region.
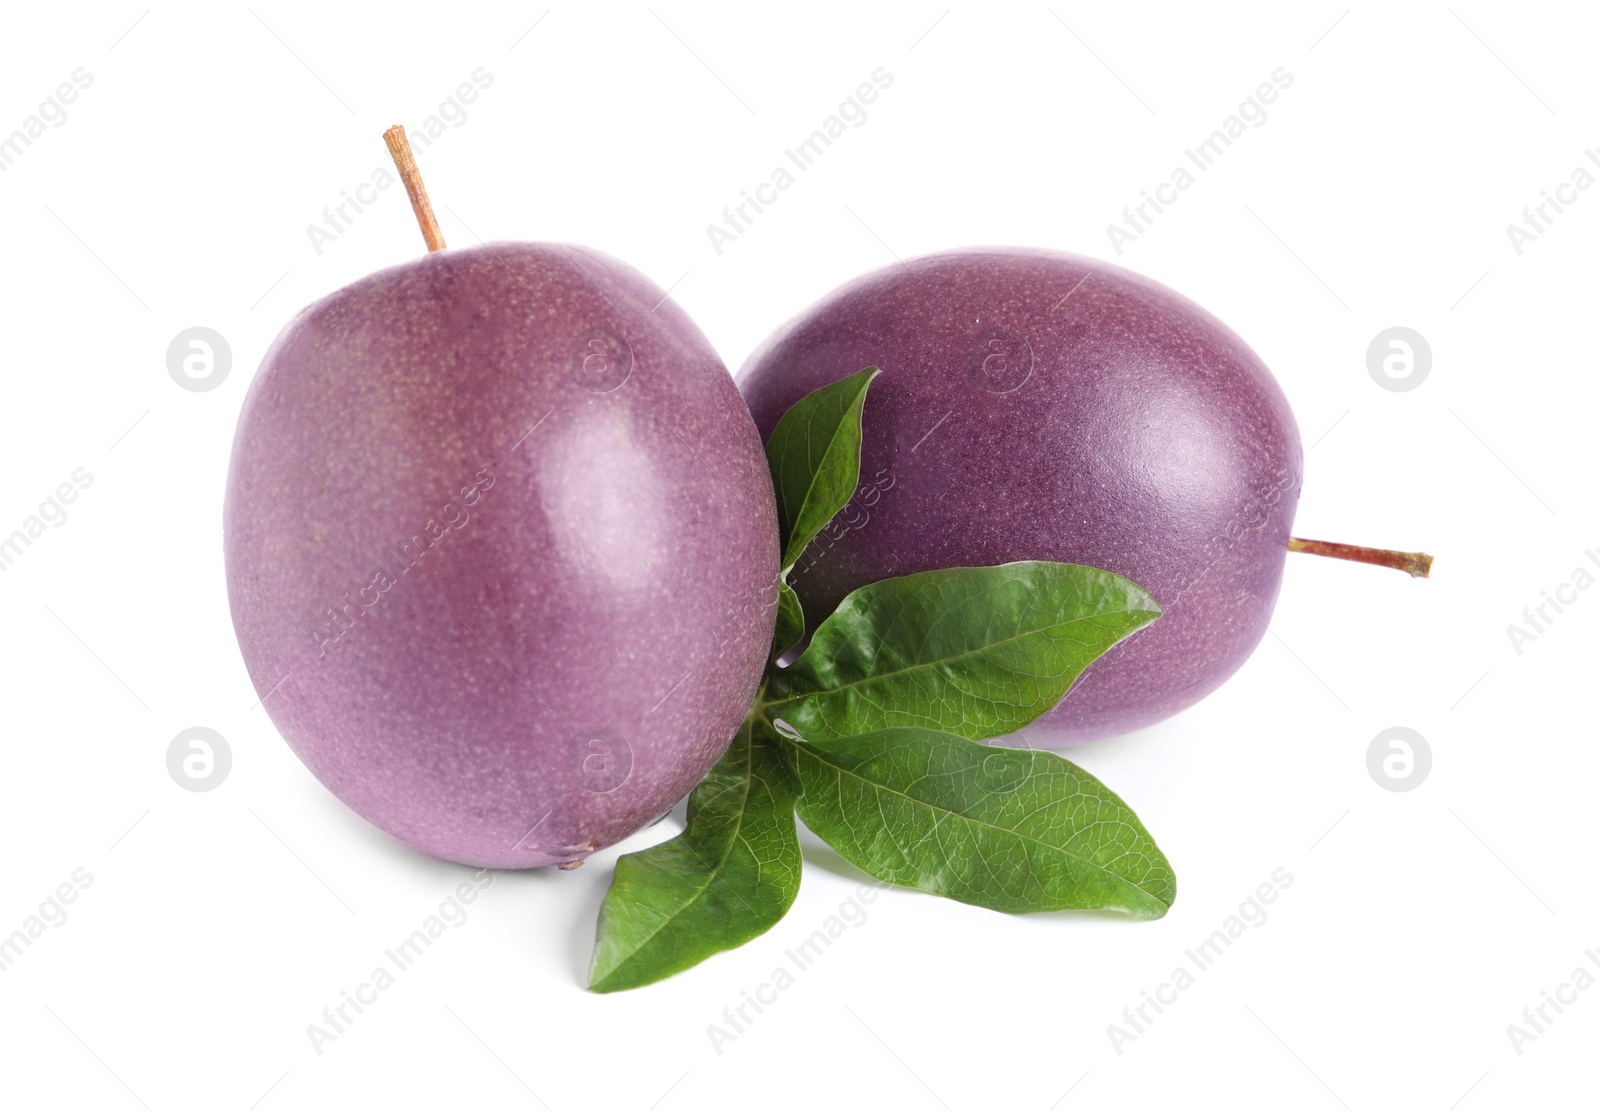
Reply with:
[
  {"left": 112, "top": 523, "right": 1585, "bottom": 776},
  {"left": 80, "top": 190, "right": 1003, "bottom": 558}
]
[
  {"left": 1288, "top": 537, "right": 1433, "bottom": 579},
  {"left": 382, "top": 125, "right": 446, "bottom": 252}
]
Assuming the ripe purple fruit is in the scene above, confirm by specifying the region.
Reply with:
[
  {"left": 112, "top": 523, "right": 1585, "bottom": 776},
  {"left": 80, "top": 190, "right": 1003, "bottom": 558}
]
[
  {"left": 225, "top": 133, "right": 776, "bottom": 867},
  {"left": 741, "top": 248, "right": 1331, "bottom": 745}
]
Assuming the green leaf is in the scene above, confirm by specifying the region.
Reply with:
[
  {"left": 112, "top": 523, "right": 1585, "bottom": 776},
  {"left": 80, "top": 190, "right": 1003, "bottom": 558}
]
[
  {"left": 773, "top": 582, "right": 805, "bottom": 661},
  {"left": 766, "top": 367, "right": 879, "bottom": 572},
  {"left": 589, "top": 719, "right": 802, "bottom": 993},
  {"left": 765, "top": 562, "right": 1160, "bottom": 742},
  {"left": 783, "top": 727, "right": 1174, "bottom": 917}
]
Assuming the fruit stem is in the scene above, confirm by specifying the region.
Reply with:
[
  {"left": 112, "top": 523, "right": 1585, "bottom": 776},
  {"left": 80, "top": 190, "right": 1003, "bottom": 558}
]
[
  {"left": 382, "top": 125, "right": 446, "bottom": 253},
  {"left": 1288, "top": 537, "right": 1433, "bottom": 579}
]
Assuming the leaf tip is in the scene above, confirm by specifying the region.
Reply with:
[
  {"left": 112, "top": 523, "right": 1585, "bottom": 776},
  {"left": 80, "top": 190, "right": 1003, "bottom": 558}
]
[{"left": 586, "top": 952, "right": 643, "bottom": 994}]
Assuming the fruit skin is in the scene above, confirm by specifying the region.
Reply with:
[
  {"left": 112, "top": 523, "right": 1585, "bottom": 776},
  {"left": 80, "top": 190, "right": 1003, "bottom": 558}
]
[
  {"left": 739, "top": 248, "right": 1301, "bottom": 745},
  {"left": 226, "top": 242, "right": 777, "bottom": 868}
]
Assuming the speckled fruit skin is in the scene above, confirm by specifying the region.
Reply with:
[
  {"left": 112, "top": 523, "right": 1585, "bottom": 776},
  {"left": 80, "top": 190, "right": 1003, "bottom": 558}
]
[
  {"left": 739, "top": 248, "right": 1302, "bottom": 746},
  {"left": 226, "top": 243, "right": 778, "bottom": 868}
]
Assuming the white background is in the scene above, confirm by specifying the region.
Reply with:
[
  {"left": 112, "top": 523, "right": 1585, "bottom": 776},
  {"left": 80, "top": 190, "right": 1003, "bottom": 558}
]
[{"left": 1, "top": 2, "right": 1594, "bottom": 1116}]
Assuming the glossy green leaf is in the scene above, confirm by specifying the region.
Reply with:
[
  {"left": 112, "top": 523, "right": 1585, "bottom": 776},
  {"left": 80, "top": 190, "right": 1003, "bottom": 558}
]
[
  {"left": 589, "top": 719, "right": 801, "bottom": 993},
  {"left": 773, "top": 582, "right": 804, "bottom": 661},
  {"left": 765, "top": 562, "right": 1160, "bottom": 742},
  {"left": 766, "top": 367, "right": 879, "bottom": 572},
  {"left": 783, "top": 727, "right": 1174, "bottom": 917}
]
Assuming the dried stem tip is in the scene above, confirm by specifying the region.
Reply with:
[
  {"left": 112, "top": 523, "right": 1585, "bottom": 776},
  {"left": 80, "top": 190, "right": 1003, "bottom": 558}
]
[
  {"left": 1288, "top": 537, "right": 1434, "bottom": 579},
  {"left": 382, "top": 125, "right": 446, "bottom": 252}
]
